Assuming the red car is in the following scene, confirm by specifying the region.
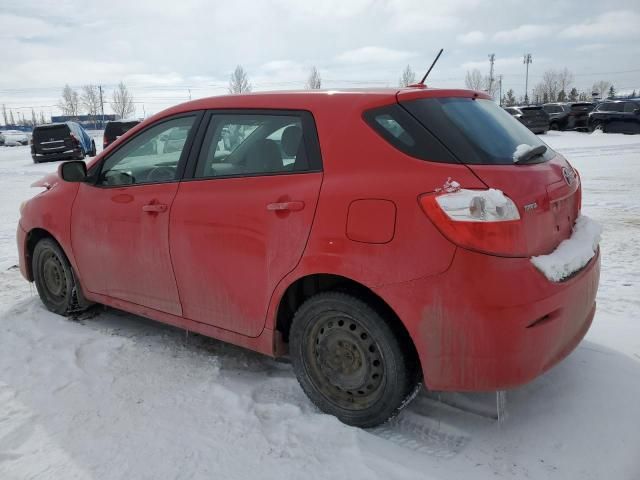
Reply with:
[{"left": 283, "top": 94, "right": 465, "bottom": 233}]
[{"left": 17, "top": 87, "right": 600, "bottom": 427}]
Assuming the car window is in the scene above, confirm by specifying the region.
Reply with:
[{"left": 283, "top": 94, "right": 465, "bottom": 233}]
[
  {"left": 623, "top": 102, "right": 638, "bottom": 113},
  {"left": 600, "top": 102, "right": 623, "bottom": 112},
  {"left": 97, "top": 116, "right": 195, "bottom": 186},
  {"left": 363, "top": 104, "right": 458, "bottom": 164},
  {"left": 402, "top": 97, "right": 555, "bottom": 165},
  {"left": 195, "top": 113, "right": 314, "bottom": 178}
]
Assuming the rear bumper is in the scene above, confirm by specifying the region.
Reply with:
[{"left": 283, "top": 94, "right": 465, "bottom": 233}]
[
  {"left": 32, "top": 149, "right": 81, "bottom": 162},
  {"left": 374, "top": 247, "right": 600, "bottom": 391}
]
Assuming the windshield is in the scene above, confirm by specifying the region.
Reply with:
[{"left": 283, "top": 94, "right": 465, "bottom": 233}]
[{"left": 402, "top": 97, "right": 555, "bottom": 165}]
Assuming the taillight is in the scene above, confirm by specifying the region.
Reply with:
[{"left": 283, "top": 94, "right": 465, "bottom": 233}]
[{"left": 419, "top": 189, "right": 527, "bottom": 257}]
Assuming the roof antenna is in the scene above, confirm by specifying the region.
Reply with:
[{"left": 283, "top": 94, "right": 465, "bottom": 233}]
[{"left": 419, "top": 48, "right": 444, "bottom": 85}]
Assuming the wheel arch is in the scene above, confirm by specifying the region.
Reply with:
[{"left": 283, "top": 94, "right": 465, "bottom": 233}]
[
  {"left": 273, "top": 272, "right": 422, "bottom": 379},
  {"left": 24, "top": 228, "right": 66, "bottom": 281}
]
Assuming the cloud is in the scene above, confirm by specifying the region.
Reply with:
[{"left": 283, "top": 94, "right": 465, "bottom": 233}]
[
  {"left": 335, "top": 47, "right": 417, "bottom": 64},
  {"left": 457, "top": 31, "right": 485, "bottom": 44},
  {"left": 493, "top": 24, "right": 556, "bottom": 43},
  {"left": 561, "top": 11, "right": 640, "bottom": 39}
]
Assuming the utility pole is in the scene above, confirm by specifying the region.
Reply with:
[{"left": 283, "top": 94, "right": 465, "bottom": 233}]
[
  {"left": 188, "top": 89, "right": 192, "bottom": 101},
  {"left": 499, "top": 75, "right": 503, "bottom": 106},
  {"left": 523, "top": 53, "right": 532, "bottom": 105},
  {"left": 488, "top": 53, "right": 495, "bottom": 96},
  {"left": 98, "top": 85, "right": 105, "bottom": 128}
]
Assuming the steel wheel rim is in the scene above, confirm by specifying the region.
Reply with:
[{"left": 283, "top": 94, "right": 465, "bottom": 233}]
[
  {"left": 40, "top": 251, "right": 67, "bottom": 302},
  {"left": 304, "top": 312, "right": 386, "bottom": 410}
]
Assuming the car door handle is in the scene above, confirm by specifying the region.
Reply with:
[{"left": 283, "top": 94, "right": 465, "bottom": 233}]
[
  {"left": 142, "top": 203, "right": 168, "bottom": 213},
  {"left": 266, "top": 201, "right": 305, "bottom": 212}
]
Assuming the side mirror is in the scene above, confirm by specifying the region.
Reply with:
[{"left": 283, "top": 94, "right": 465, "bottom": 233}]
[{"left": 59, "top": 161, "right": 87, "bottom": 182}]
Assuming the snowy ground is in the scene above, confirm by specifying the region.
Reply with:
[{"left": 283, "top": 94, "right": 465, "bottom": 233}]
[{"left": 0, "top": 131, "right": 639, "bottom": 479}]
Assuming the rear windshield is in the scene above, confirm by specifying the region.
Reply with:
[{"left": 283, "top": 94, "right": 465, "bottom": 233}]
[
  {"left": 33, "top": 124, "right": 70, "bottom": 142},
  {"left": 105, "top": 121, "right": 139, "bottom": 138},
  {"left": 402, "top": 97, "right": 555, "bottom": 165}
]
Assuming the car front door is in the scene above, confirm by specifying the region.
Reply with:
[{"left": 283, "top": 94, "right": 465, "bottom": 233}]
[
  {"left": 169, "top": 110, "right": 323, "bottom": 336},
  {"left": 71, "top": 113, "right": 200, "bottom": 316}
]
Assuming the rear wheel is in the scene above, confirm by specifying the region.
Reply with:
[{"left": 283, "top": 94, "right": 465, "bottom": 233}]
[
  {"left": 591, "top": 121, "right": 606, "bottom": 133},
  {"left": 32, "top": 238, "right": 90, "bottom": 315},
  {"left": 290, "top": 292, "right": 419, "bottom": 428}
]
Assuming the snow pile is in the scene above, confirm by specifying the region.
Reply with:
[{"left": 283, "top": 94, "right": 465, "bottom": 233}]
[
  {"left": 512, "top": 144, "right": 533, "bottom": 162},
  {"left": 531, "top": 215, "right": 602, "bottom": 282},
  {"left": 436, "top": 188, "right": 517, "bottom": 221}
]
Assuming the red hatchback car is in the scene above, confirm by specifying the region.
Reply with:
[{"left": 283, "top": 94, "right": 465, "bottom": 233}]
[{"left": 17, "top": 87, "right": 600, "bottom": 427}]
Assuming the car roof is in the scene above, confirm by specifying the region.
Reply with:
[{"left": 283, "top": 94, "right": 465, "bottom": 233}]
[{"left": 150, "top": 87, "right": 491, "bottom": 120}]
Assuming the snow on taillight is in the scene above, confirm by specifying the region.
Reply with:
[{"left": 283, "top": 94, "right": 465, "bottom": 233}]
[{"left": 419, "top": 189, "right": 527, "bottom": 257}]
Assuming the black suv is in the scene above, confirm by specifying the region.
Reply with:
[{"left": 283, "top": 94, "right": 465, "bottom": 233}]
[
  {"left": 31, "top": 122, "right": 96, "bottom": 163},
  {"left": 103, "top": 119, "right": 140, "bottom": 149},
  {"left": 542, "top": 103, "right": 570, "bottom": 130},
  {"left": 504, "top": 106, "right": 550, "bottom": 134},
  {"left": 589, "top": 100, "right": 640, "bottom": 134}
]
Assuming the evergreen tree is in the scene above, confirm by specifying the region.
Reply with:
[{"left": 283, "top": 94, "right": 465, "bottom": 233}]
[
  {"left": 608, "top": 85, "right": 616, "bottom": 98},
  {"left": 569, "top": 87, "right": 579, "bottom": 102},
  {"left": 542, "top": 92, "right": 549, "bottom": 104},
  {"left": 557, "top": 90, "right": 566, "bottom": 102},
  {"left": 504, "top": 89, "right": 516, "bottom": 106}
]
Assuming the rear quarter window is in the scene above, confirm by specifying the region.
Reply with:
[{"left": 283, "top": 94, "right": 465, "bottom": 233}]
[{"left": 363, "top": 104, "right": 459, "bottom": 164}]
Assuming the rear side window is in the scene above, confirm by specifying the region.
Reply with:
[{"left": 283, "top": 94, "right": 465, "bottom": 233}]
[
  {"left": 402, "top": 97, "right": 555, "bottom": 165},
  {"left": 194, "top": 111, "right": 322, "bottom": 178},
  {"left": 105, "top": 121, "right": 139, "bottom": 139},
  {"left": 363, "top": 104, "right": 458, "bottom": 164},
  {"left": 624, "top": 102, "right": 638, "bottom": 113}
]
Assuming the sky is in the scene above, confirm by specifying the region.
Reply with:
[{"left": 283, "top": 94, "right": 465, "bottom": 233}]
[{"left": 1, "top": 0, "right": 639, "bottom": 120}]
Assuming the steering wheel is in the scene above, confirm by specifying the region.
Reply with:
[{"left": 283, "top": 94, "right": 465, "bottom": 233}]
[{"left": 145, "top": 166, "right": 175, "bottom": 183}]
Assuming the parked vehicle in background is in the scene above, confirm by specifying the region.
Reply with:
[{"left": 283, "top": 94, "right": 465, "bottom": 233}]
[
  {"left": 542, "top": 103, "right": 570, "bottom": 130},
  {"left": 588, "top": 100, "right": 640, "bottom": 134},
  {"left": 2, "top": 130, "right": 30, "bottom": 146},
  {"left": 504, "top": 106, "right": 550, "bottom": 134},
  {"left": 566, "top": 102, "right": 595, "bottom": 130},
  {"left": 103, "top": 119, "right": 140, "bottom": 149},
  {"left": 18, "top": 88, "right": 599, "bottom": 428},
  {"left": 31, "top": 122, "right": 96, "bottom": 163},
  {"left": 0, "top": 131, "right": 5, "bottom": 145}
]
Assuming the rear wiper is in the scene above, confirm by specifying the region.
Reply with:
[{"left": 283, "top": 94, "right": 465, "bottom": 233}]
[{"left": 514, "top": 144, "right": 547, "bottom": 165}]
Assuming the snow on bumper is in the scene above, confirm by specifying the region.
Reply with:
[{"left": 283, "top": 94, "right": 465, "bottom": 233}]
[{"left": 531, "top": 215, "right": 602, "bottom": 282}]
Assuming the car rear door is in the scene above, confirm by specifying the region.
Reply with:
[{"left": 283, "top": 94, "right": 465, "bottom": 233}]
[
  {"left": 71, "top": 113, "right": 201, "bottom": 315},
  {"left": 169, "top": 110, "right": 323, "bottom": 337}
]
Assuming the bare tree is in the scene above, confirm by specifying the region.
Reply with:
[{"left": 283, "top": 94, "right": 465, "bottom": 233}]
[
  {"left": 58, "top": 84, "right": 79, "bottom": 117},
  {"left": 228, "top": 65, "right": 252, "bottom": 94},
  {"left": 39, "top": 111, "right": 46, "bottom": 125},
  {"left": 306, "top": 66, "right": 322, "bottom": 89},
  {"left": 31, "top": 108, "right": 37, "bottom": 126},
  {"left": 9, "top": 110, "right": 15, "bottom": 126},
  {"left": 592, "top": 80, "right": 612, "bottom": 97},
  {"left": 111, "top": 82, "right": 135, "bottom": 119},
  {"left": 465, "top": 69, "right": 484, "bottom": 90},
  {"left": 1, "top": 104, "right": 7, "bottom": 126},
  {"left": 81, "top": 85, "right": 101, "bottom": 116},
  {"left": 557, "top": 68, "right": 574, "bottom": 95},
  {"left": 399, "top": 65, "right": 416, "bottom": 87}
]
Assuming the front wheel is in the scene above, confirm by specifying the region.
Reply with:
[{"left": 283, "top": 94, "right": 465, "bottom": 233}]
[
  {"left": 290, "top": 292, "right": 419, "bottom": 428},
  {"left": 32, "top": 238, "right": 90, "bottom": 315}
]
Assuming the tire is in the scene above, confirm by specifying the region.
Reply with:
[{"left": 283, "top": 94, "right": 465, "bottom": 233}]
[
  {"left": 290, "top": 292, "right": 419, "bottom": 428},
  {"left": 32, "top": 238, "right": 90, "bottom": 315},
  {"left": 591, "top": 122, "right": 605, "bottom": 133},
  {"left": 550, "top": 122, "right": 559, "bottom": 131}
]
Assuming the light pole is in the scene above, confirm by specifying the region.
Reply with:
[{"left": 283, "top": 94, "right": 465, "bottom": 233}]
[{"left": 523, "top": 53, "right": 532, "bottom": 105}]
